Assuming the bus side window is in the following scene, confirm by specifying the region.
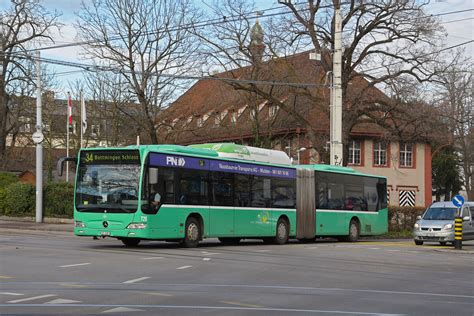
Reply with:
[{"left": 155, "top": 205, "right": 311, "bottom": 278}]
[{"left": 234, "top": 174, "right": 250, "bottom": 207}]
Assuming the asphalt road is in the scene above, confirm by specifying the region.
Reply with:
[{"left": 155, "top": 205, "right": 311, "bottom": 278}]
[{"left": 1, "top": 230, "right": 473, "bottom": 316}]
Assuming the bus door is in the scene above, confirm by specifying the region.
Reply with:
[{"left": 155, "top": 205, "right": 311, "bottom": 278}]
[
  {"left": 296, "top": 168, "right": 316, "bottom": 239},
  {"left": 209, "top": 172, "right": 234, "bottom": 236}
]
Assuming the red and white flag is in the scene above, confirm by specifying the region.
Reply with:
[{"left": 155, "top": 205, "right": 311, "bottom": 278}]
[{"left": 68, "top": 92, "right": 73, "bottom": 126}]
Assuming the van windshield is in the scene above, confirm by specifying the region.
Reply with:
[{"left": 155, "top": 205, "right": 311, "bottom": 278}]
[{"left": 423, "top": 207, "right": 458, "bottom": 220}]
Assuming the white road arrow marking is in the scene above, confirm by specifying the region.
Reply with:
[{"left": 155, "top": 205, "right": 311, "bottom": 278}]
[
  {"left": 45, "top": 298, "right": 82, "bottom": 304},
  {"left": 8, "top": 294, "right": 56, "bottom": 303}
]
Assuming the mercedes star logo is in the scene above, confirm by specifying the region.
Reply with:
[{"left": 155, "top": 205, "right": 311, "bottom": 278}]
[{"left": 103, "top": 221, "right": 109, "bottom": 228}]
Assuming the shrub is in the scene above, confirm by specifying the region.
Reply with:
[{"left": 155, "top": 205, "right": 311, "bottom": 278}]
[
  {"left": 0, "top": 172, "right": 18, "bottom": 189},
  {"left": 0, "top": 182, "right": 35, "bottom": 216},
  {"left": 44, "top": 182, "right": 74, "bottom": 218},
  {"left": 388, "top": 206, "right": 426, "bottom": 232}
]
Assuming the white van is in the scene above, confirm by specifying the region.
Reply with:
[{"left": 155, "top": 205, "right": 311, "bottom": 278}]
[{"left": 413, "top": 201, "right": 474, "bottom": 245}]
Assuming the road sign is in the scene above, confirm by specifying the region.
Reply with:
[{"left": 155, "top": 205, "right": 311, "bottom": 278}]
[
  {"left": 452, "top": 195, "right": 464, "bottom": 207},
  {"left": 32, "top": 131, "right": 44, "bottom": 144}
]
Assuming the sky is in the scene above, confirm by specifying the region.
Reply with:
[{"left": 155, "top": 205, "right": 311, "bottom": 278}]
[{"left": 2, "top": 0, "right": 473, "bottom": 98}]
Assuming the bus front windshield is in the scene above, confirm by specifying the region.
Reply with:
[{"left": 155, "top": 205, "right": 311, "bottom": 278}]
[{"left": 76, "top": 164, "right": 141, "bottom": 213}]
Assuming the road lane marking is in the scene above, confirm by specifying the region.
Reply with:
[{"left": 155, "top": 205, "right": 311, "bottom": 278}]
[
  {"left": 203, "top": 258, "right": 211, "bottom": 261},
  {"left": 60, "top": 263, "right": 91, "bottom": 268},
  {"left": 123, "top": 277, "right": 150, "bottom": 284},
  {"left": 0, "top": 292, "right": 23, "bottom": 296},
  {"left": 143, "top": 292, "right": 174, "bottom": 297},
  {"left": 306, "top": 246, "right": 319, "bottom": 249},
  {"left": 386, "top": 250, "right": 401, "bottom": 252},
  {"left": 221, "top": 301, "right": 264, "bottom": 308},
  {"left": 0, "top": 276, "right": 13, "bottom": 279},
  {"left": 142, "top": 257, "right": 164, "bottom": 260},
  {"left": 45, "top": 298, "right": 82, "bottom": 304},
  {"left": 201, "top": 251, "right": 221, "bottom": 255},
  {"left": 176, "top": 265, "right": 192, "bottom": 270},
  {"left": 256, "top": 250, "right": 271, "bottom": 252},
  {"left": 60, "top": 283, "right": 87, "bottom": 288},
  {"left": 102, "top": 307, "right": 144, "bottom": 313},
  {"left": 8, "top": 294, "right": 56, "bottom": 303},
  {"left": 368, "top": 248, "right": 380, "bottom": 250},
  {"left": 0, "top": 303, "right": 406, "bottom": 315}
]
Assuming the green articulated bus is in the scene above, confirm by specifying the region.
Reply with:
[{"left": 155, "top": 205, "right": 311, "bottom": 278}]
[{"left": 58, "top": 143, "right": 387, "bottom": 247}]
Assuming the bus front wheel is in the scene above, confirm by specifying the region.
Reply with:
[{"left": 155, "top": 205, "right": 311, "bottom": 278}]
[
  {"left": 273, "top": 218, "right": 289, "bottom": 245},
  {"left": 120, "top": 238, "right": 141, "bottom": 247},
  {"left": 182, "top": 217, "right": 201, "bottom": 248}
]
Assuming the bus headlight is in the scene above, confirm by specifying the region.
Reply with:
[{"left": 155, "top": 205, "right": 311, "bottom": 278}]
[
  {"left": 442, "top": 223, "right": 453, "bottom": 231},
  {"left": 127, "top": 223, "right": 147, "bottom": 229},
  {"left": 75, "top": 221, "right": 86, "bottom": 228}
]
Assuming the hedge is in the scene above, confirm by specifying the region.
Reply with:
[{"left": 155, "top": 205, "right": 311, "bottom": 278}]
[
  {"left": 388, "top": 206, "right": 426, "bottom": 232},
  {"left": 0, "top": 181, "right": 74, "bottom": 218},
  {"left": 0, "top": 171, "right": 19, "bottom": 189}
]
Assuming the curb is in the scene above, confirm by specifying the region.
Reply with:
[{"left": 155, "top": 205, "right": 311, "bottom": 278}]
[{"left": 0, "top": 216, "right": 73, "bottom": 224}]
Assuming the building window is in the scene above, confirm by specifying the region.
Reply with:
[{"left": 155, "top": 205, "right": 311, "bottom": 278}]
[
  {"left": 231, "top": 111, "right": 237, "bottom": 124},
  {"left": 269, "top": 105, "right": 278, "bottom": 118},
  {"left": 348, "top": 140, "right": 361, "bottom": 165},
  {"left": 250, "top": 108, "right": 258, "bottom": 119},
  {"left": 237, "top": 105, "right": 246, "bottom": 118},
  {"left": 91, "top": 124, "right": 100, "bottom": 137},
  {"left": 19, "top": 116, "right": 31, "bottom": 133},
  {"left": 400, "top": 143, "right": 413, "bottom": 167},
  {"left": 373, "top": 141, "right": 388, "bottom": 166}
]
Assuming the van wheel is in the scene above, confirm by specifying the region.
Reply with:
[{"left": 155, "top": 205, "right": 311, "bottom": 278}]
[
  {"left": 181, "top": 217, "right": 201, "bottom": 248},
  {"left": 120, "top": 238, "right": 141, "bottom": 247},
  {"left": 414, "top": 240, "right": 423, "bottom": 246},
  {"left": 273, "top": 218, "right": 289, "bottom": 245},
  {"left": 439, "top": 241, "right": 447, "bottom": 246}
]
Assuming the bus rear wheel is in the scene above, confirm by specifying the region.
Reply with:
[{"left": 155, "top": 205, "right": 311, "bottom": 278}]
[
  {"left": 273, "top": 218, "right": 289, "bottom": 245},
  {"left": 120, "top": 238, "right": 141, "bottom": 247},
  {"left": 181, "top": 217, "right": 201, "bottom": 248},
  {"left": 342, "top": 219, "right": 359, "bottom": 242}
]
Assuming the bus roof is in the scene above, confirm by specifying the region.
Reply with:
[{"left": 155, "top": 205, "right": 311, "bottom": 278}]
[{"left": 80, "top": 144, "right": 385, "bottom": 179}]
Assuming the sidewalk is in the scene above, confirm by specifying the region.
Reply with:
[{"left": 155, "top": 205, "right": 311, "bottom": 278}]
[{"left": 0, "top": 216, "right": 73, "bottom": 232}]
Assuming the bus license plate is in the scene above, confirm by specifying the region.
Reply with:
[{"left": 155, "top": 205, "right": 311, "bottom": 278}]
[{"left": 101, "top": 232, "right": 110, "bottom": 236}]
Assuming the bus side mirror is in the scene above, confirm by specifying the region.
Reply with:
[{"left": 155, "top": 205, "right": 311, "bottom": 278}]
[
  {"left": 57, "top": 157, "right": 77, "bottom": 177},
  {"left": 149, "top": 168, "right": 158, "bottom": 184}
]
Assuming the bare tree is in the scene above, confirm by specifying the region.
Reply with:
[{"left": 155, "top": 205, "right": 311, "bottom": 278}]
[
  {"left": 0, "top": 0, "right": 61, "bottom": 160},
  {"left": 76, "top": 0, "right": 202, "bottom": 144},
  {"left": 434, "top": 52, "right": 473, "bottom": 199},
  {"left": 83, "top": 72, "right": 138, "bottom": 146},
  {"left": 198, "top": 0, "right": 446, "bottom": 164}
]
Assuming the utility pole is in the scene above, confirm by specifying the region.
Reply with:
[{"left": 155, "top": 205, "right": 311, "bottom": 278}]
[
  {"left": 330, "top": 0, "right": 343, "bottom": 166},
  {"left": 34, "top": 51, "right": 43, "bottom": 223}
]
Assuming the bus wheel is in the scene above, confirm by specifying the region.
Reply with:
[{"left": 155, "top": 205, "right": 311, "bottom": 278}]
[
  {"left": 120, "top": 238, "right": 141, "bottom": 247},
  {"left": 218, "top": 237, "right": 241, "bottom": 245},
  {"left": 182, "top": 217, "right": 201, "bottom": 248},
  {"left": 346, "top": 219, "right": 360, "bottom": 242},
  {"left": 274, "top": 218, "right": 289, "bottom": 245},
  {"left": 439, "top": 241, "right": 447, "bottom": 246},
  {"left": 414, "top": 240, "right": 423, "bottom": 246}
]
